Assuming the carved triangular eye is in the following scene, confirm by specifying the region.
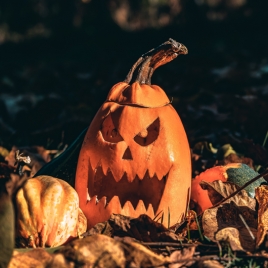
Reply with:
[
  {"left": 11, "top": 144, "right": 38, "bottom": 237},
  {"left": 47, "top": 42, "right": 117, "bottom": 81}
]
[
  {"left": 101, "top": 114, "right": 123, "bottom": 143},
  {"left": 134, "top": 117, "right": 160, "bottom": 146}
]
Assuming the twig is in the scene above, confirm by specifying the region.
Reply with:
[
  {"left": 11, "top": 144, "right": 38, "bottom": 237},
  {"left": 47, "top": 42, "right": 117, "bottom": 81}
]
[
  {"left": 239, "top": 213, "right": 255, "bottom": 241},
  {"left": 141, "top": 241, "right": 218, "bottom": 249}
]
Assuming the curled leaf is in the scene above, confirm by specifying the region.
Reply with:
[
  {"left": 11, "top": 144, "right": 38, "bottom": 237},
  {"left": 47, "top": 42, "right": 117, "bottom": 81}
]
[
  {"left": 202, "top": 202, "right": 257, "bottom": 252},
  {"left": 202, "top": 181, "right": 257, "bottom": 251},
  {"left": 86, "top": 214, "right": 183, "bottom": 242},
  {"left": 255, "top": 185, "right": 268, "bottom": 248},
  {"left": 169, "top": 246, "right": 196, "bottom": 268},
  {"left": 54, "top": 234, "right": 168, "bottom": 267},
  {"left": 9, "top": 249, "right": 52, "bottom": 268}
]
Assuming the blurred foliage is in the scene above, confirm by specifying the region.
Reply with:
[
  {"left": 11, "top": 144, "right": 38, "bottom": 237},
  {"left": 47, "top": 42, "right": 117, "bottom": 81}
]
[
  {"left": 0, "top": 0, "right": 267, "bottom": 149},
  {"left": 0, "top": 0, "right": 267, "bottom": 40}
]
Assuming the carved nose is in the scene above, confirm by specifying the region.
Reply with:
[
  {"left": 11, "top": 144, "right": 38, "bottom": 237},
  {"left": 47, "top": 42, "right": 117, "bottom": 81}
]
[{"left": 122, "top": 146, "right": 133, "bottom": 160}]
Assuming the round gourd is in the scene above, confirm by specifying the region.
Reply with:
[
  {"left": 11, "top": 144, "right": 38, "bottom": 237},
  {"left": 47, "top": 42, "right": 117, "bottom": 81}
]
[
  {"left": 191, "top": 163, "right": 266, "bottom": 214},
  {"left": 15, "top": 175, "right": 87, "bottom": 247},
  {"left": 75, "top": 39, "right": 191, "bottom": 228}
]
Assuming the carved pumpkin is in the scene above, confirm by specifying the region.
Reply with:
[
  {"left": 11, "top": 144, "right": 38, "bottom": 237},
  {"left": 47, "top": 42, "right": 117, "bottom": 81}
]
[
  {"left": 15, "top": 175, "right": 87, "bottom": 247},
  {"left": 75, "top": 39, "right": 191, "bottom": 228}
]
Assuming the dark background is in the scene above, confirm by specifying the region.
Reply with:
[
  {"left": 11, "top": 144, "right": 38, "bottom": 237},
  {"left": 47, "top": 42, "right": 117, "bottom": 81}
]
[{"left": 0, "top": 0, "right": 267, "bottom": 153}]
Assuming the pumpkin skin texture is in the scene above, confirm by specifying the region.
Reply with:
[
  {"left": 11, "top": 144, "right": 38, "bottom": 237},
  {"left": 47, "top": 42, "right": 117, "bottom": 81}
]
[
  {"left": 75, "top": 39, "right": 191, "bottom": 228},
  {"left": 15, "top": 175, "right": 87, "bottom": 247}
]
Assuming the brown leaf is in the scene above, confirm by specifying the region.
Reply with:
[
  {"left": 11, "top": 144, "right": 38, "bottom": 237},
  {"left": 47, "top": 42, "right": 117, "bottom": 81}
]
[
  {"left": 255, "top": 185, "right": 268, "bottom": 248},
  {"left": 87, "top": 214, "right": 184, "bottom": 242},
  {"left": 198, "top": 259, "right": 224, "bottom": 268},
  {"left": 200, "top": 180, "right": 256, "bottom": 209},
  {"left": 158, "top": 231, "right": 185, "bottom": 242},
  {"left": 9, "top": 249, "right": 52, "bottom": 268},
  {"left": 215, "top": 228, "right": 245, "bottom": 251},
  {"left": 124, "top": 240, "right": 168, "bottom": 267},
  {"left": 48, "top": 253, "right": 72, "bottom": 268},
  {"left": 114, "top": 235, "right": 171, "bottom": 266},
  {"left": 169, "top": 246, "right": 196, "bottom": 268},
  {"left": 85, "top": 220, "right": 114, "bottom": 237},
  {"left": 202, "top": 201, "right": 257, "bottom": 252},
  {"left": 55, "top": 234, "right": 126, "bottom": 267},
  {"left": 54, "top": 234, "right": 168, "bottom": 267},
  {"left": 219, "top": 153, "right": 254, "bottom": 169},
  {"left": 240, "top": 139, "right": 268, "bottom": 166}
]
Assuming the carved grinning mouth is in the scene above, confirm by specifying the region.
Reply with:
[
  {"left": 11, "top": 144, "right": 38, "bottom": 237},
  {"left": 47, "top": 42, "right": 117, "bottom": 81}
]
[{"left": 90, "top": 165, "right": 168, "bottom": 214}]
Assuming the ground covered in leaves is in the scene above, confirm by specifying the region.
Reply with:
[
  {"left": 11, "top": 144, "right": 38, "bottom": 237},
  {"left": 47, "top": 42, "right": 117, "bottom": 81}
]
[{"left": 1, "top": 0, "right": 268, "bottom": 267}]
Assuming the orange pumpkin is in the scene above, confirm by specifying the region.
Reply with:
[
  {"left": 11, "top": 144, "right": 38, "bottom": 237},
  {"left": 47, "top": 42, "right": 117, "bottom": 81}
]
[
  {"left": 15, "top": 175, "right": 87, "bottom": 247},
  {"left": 191, "top": 163, "right": 265, "bottom": 214},
  {"left": 190, "top": 164, "right": 235, "bottom": 214},
  {"left": 75, "top": 39, "right": 191, "bottom": 228}
]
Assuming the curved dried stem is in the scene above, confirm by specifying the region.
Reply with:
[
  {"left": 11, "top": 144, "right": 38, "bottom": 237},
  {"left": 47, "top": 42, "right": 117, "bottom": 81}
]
[
  {"left": 135, "top": 56, "right": 152, "bottom": 84},
  {"left": 124, "top": 38, "right": 188, "bottom": 85},
  {"left": 124, "top": 57, "right": 144, "bottom": 84}
]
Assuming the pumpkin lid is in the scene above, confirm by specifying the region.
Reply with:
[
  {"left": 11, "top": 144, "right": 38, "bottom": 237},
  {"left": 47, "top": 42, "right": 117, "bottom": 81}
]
[{"left": 107, "top": 82, "right": 171, "bottom": 108}]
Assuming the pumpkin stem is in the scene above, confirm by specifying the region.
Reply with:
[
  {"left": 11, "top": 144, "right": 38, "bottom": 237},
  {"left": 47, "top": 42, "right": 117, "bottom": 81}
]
[
  {"left": 124, "top": 57, "right": 144, "bottom": 84},
  {"left": 135, "top": 56, "right": 153, "bottom": 85},
  {"left": 124, "top": 38, "right": 188, "bottom": 85}
]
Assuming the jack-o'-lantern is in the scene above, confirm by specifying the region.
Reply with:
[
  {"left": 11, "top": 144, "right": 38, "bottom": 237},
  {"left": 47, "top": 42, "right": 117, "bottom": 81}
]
[{"left": 75, "top": 39, "right": 191, "bottom": 228}]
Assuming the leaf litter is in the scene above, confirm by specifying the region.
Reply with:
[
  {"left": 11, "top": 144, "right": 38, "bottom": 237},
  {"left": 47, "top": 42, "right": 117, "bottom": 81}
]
[{"left": 1, "top": 139, "right": 268, "bottom": 267}]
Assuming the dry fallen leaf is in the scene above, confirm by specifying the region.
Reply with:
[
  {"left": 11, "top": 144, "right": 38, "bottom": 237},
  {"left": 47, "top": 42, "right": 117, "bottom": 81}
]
[
  {"left": 124, "top": 239, "right": 169, "bottom": 267},
  {"left": 219, "top": 153, "right": 254, "bottom": 169},
  {"left": 169, "top": 246, "right": 196, "bottom": 268},
  {"left": 54, "top": 234, "right": 126, "bottom": 267},
  {"left": 255, "top": 185, "right": 268, "bottom": 248},
  {"left": 8, "top": 249, "right": 52, "bottom": 268},
  {"left": 54, "top": 234, "right": 168, "bottom": 267},
  {"left": 86, "top": 214, "right": 184, "bottom": 242},
  {"left": 198, "top": 259, "right": 224, "bottom": 268},
  {"left": 202, "top": 181, "right": 257, "bottom": 252},
  {"left": 202, "top": 202, "right": 257, "bottom": 252},
  {"left": 215, "top": 227, "right": 244, "bottom": 251}
]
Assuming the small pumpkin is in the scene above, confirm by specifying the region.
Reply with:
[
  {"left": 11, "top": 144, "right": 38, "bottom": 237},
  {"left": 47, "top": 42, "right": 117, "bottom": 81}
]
[
  {"left": 75, "top": 39, "right": 191, "bottom": 228},
  {"left": 15, "top": 175, "right": 87, "bottom": 247},
  {"left": 191, "top": 163, "right": 266, "bottom": 214}
]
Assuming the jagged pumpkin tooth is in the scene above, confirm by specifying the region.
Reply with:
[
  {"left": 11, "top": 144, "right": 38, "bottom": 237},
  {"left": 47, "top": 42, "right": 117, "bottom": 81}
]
[
  {"left": 121, "top": 201, "right": 136, "bottom": 216},
  {"left": 146, "top": 204, "right": 155, "bottom": 219},
  {"left": 98, "top": 196, "right": 107, "bottom": 208},
  {"left": 134, "top": 200, "right": 147, "bottom": 216}
]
